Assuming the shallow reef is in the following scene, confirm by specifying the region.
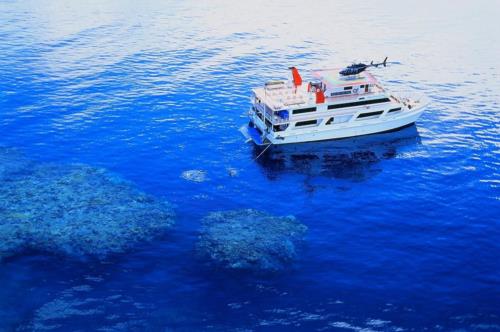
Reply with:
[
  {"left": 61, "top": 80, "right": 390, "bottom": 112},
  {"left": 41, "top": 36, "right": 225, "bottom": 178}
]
[
  {"left": 197, "top": 209, "right": 307, "bottom": 273},
  {"left": 0, "top": 148, "right": 175, "bottom": 262}
]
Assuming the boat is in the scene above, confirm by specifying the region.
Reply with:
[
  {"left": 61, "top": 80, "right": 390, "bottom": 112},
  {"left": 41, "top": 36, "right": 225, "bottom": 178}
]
[{"left": 240, "top": 58, "right": 429, "bottom": 146}]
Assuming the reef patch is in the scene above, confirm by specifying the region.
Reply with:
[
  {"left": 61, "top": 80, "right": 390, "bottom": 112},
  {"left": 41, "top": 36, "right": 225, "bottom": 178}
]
[
  {"left": 0, "top": 148, "right": 175, "bottom": 261},
  {"left": 197, "top": 209, "right": 307, "bottom": 273}
]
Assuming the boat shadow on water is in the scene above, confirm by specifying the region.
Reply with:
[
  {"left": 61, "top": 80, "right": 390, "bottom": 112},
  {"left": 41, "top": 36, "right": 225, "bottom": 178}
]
[{"left": 252, "top": 125, "right": 422, "bottom": 184}]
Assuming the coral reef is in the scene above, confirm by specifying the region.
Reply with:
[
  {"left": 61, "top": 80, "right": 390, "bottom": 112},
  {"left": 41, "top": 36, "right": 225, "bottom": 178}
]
[
  {"left": 197, "top": 209, "right": 307, "bottom": 273},
  {"left": 0, "top": 148, "right": 175, "bottom": 261}
]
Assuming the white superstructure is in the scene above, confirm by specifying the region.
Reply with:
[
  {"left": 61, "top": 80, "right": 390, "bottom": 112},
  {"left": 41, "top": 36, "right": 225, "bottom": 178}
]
[{"left": 240, "top": 65, "right": 428, "bottom": 145}]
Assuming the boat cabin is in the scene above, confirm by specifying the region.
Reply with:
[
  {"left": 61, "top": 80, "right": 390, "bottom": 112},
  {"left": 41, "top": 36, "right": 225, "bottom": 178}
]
[
  {"left": 249, "top": 67, "right": 389, "bottom": 136},
  {"left": 312, "top": 69, "right": 378, "bottom": 98}
]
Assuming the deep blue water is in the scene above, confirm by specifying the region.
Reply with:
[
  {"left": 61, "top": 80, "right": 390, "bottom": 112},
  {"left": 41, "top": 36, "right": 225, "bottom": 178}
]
[{"left": 1, "top": 0, "right": 500, "bottom": 331}]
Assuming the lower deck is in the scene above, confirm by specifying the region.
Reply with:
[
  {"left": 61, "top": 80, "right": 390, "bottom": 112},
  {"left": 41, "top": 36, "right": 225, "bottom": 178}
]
[{"left": 245, "top": 97, "right": 426, "bottom": 145}]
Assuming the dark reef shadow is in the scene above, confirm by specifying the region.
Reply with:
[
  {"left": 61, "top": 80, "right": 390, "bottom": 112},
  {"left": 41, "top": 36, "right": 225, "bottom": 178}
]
[{"left": 252, "top": 125, "right": 422, "bottom": 184}]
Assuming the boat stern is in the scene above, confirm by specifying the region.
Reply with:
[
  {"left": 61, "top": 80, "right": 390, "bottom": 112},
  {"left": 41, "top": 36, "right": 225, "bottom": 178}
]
[{"left": 239, "top": 124, "right": 269, "bottom": 146}]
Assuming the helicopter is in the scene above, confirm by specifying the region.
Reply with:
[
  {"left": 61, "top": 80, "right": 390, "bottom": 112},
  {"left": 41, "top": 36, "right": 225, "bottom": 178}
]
[{"left": 339, "top": 57, "right": 388, "bottom": 76}]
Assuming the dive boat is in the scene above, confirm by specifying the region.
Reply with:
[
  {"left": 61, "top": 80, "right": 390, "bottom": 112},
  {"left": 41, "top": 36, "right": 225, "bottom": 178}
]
[{"left": 240, "top": 58, "right": 429, "bottom": 145}]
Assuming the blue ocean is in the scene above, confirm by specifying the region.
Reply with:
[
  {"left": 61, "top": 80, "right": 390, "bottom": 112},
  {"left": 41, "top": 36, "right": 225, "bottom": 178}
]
[{"left": 1, "top": 1, "right": 499, "bottom": 331}]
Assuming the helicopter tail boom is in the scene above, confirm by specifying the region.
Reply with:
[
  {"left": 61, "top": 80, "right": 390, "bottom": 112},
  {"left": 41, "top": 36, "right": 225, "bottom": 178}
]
[{"left": 371, "top": 57, "right": 388, "bottom": 68}]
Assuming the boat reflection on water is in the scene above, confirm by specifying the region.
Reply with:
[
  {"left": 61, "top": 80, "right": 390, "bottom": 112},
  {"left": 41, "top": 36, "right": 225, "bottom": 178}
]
[{"left": 253, "top": 125, "right": 421, "bottom": 184}]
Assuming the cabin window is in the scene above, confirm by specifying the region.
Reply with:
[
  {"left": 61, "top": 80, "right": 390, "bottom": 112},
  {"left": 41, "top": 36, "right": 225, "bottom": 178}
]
[
  {"left": 331, "top": 91, "right": 351, "bottom": 97},
  {"left": 388, "top": 107, "right": 402, "bottom": 113},
  {"left": 360, "top": 85, "right": 365, "bottom": 88},
  {"left": 325, "top": 117, "right": 334, "bottom": 125},
  {"left": 256, "top": 111, "right": 263, "bottom": 121},
  {"left": 273, "top": 124, "right": 288, "bottom": 132},
  {"left": 292, "top": 107, "right": 316, "bottom": 115},
  {"left": 357, "top": 111, "right": 384, "bottom": 119},
  {"left": 295, "top": 120, "right": 317, "bottom": 127},
  {"left": 327, "top": 98, "right": 390, "bottom": 110},
  {"left": 344, "top": 86, "right": 353, "bottom": 91}
]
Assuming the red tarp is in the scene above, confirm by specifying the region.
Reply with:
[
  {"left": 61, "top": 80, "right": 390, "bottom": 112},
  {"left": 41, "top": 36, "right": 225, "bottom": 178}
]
[
  {"left": 316, "top": 90, "right": 325, "bottom": 104},
  {"left": 291, "top": 67, "right": 302, "bottom": 86}
]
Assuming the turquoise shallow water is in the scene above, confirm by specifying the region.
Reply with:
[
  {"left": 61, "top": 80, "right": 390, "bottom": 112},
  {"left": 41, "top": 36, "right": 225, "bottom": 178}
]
[{"left": 1, "top": 1, "right": 499, "bottom": 331}]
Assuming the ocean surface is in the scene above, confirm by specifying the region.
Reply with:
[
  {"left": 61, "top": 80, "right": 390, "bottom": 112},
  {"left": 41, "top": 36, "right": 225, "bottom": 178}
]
[{"left": 1, "top": 0, "right": 499, "bottom": 331}]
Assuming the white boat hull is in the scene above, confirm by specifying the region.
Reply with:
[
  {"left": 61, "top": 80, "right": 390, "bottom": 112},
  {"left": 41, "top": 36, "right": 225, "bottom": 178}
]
[
  {"left": 242, "top": 103, "right": 426, "bottom": 146},
  {"left": 267, "top": 105, "right": 425, "bottom": 145}
]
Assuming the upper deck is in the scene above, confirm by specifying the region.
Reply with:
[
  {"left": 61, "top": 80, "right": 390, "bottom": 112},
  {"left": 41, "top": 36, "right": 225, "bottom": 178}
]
[
  {"left": 252, "top": 69, "right": 385, "bottom": 112},
  {"left": 252, "top": 83, "right": 310, "bottom": 110}
]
